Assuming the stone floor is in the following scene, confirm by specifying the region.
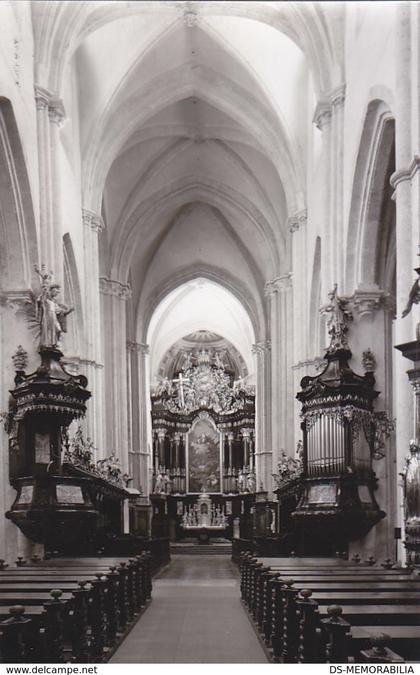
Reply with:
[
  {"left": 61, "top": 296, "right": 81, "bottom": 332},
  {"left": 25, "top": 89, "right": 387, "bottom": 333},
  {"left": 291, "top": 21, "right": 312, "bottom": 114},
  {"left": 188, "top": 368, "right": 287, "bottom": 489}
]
[{"left": 110, "top": 554, "right": 268, "bottom": 663}]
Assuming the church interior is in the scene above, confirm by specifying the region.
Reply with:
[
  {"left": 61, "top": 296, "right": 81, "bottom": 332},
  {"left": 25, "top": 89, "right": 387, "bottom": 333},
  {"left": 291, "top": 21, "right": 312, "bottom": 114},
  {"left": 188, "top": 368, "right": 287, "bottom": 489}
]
[{"left": 1, "top": 0, "right": 420, "bottom": 664}]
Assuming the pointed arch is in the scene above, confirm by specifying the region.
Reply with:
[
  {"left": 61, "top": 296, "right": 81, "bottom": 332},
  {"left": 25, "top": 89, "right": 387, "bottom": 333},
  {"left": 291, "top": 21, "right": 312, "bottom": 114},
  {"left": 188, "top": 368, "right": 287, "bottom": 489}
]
[
  {"left": 83, "top": 64, "right": 302, "bottom": 215},
  {"left": 0, "top": 98, "right": 38, "bottom": 292},
  {"left": 113, "top": 179, "right": 282, "bottom": 284},
  {"left": 37, "top": 2, "right": 335, "bottom": 100},
  {"left": 346, "top": 99, "right": 395, "bottom": 292},
  {"left": 145, "top": 275, "right": 257, "bottom": 384}
]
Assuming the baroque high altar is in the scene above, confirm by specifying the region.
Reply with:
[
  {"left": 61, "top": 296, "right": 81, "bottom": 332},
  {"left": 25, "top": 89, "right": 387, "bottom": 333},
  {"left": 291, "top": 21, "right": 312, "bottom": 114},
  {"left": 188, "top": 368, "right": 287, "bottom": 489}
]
[{"left": 150, "top": 346, "right": 256, "bottom": 542}]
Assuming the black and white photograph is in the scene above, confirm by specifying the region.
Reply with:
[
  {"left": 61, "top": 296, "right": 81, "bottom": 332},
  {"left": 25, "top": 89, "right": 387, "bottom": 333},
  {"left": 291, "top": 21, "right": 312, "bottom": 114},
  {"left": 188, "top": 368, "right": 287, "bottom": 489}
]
[{"left": 0, "top": 0, "right": 418, "bottom": 666}]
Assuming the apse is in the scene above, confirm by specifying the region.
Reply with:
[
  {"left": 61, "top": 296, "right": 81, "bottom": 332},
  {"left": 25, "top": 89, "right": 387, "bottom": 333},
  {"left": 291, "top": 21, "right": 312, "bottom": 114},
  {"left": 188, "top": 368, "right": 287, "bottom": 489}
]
[{"left": 146, "top": 277, "right": 256, "bottom": 386}]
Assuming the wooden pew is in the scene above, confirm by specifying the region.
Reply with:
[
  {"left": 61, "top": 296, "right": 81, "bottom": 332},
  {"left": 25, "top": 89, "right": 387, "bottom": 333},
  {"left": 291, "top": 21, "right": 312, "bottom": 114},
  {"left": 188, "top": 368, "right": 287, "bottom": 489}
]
[
  {"left": 0, "top": 553, "right": 153, "bottom": 663},
  {"left": 239, "top": 554, "right": 416, "bottom": 663}
]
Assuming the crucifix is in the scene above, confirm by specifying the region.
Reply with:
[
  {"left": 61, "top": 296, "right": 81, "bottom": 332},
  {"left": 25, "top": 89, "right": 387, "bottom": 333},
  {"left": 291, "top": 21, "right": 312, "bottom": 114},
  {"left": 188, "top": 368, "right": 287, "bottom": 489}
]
[{"left": 172, "top": 372, "right": 190, "bottom": 408}]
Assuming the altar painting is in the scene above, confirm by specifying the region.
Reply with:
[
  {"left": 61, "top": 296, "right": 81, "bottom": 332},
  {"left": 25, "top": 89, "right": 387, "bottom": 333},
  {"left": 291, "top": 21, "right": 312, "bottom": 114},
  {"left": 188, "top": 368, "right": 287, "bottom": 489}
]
[{"left": 187, "top": 418, "right": 221, "bottom": 493}]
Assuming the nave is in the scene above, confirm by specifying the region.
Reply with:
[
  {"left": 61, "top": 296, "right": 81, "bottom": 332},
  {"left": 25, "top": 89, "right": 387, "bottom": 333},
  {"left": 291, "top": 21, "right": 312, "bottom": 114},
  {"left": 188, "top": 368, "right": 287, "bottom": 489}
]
[
  {"left": 111, "top": 554, "right": 267, "bottom": 664},
  {"left": 2, "top": 0, "right": 420, "bottom": 664}
]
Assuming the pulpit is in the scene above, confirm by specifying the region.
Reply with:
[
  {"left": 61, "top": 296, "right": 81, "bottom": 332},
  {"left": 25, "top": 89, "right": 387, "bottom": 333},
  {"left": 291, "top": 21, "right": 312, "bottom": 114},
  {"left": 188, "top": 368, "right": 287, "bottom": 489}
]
[
  {"left": 6, "top": 345, "right": 96, "bottom": 548},
  {"left": 5, "top": 270, "right": 147, "bottom": 554}
]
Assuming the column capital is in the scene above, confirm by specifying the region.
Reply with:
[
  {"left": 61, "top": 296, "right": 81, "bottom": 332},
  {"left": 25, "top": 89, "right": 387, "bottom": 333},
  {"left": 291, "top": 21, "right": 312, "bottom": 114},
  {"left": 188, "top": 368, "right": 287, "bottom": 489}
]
[
  {"left": 328, "top": 83, "right": 346, "bottom": 108},
  {"left": 48, "top": 98, "right": 66, "bottom": 126},
  {"left": 350, "top": 286, "right": 392, "bottom": 317},
  {"left": 288, "top": 209, "right": 307, "bottom": 234},
  {"left": 264, "top": 273, "right": 292, "bottom": 296},
  {"left": 34, "top": 84, "right": 52, "bottom": 110},
  {"left": 252, "top": 340, "right": 271, "bottom": 355},
  {"left": 1, "top": 290, "right": 33, "bottom": 316},
  {"left": 82, "top": 208, "right": 105, "bottom": 233},
  {"left": 34, "top": 85, "right": 66, "bottom": 125},
  {"left": 390, "top": 155, "right": 420, "bottom": 189},
  {"left": 99, "top": 277, "right": 132, "bottom": 300},
  {"left": 313, "top": 99, "right": 332, "bottom": 130},
  {"left": 127, "top": 341, "right": 149, "bottom": 355}
]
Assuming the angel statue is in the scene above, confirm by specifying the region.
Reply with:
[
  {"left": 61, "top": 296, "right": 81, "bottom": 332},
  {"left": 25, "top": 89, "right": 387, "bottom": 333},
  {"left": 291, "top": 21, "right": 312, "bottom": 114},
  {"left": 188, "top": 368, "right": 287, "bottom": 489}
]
[
  {"left": 35, "top": 266, "right": 73, "bottom": 349},
  {"left": 402, "top": 268, "right": 420, "bottom": 341}
]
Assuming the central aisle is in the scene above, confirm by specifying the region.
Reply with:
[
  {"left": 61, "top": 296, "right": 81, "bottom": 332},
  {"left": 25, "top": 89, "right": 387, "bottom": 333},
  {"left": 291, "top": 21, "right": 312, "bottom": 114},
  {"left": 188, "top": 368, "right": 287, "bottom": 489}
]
[{"left": 111, "top": 554, "right": 268, "bottom": 663}]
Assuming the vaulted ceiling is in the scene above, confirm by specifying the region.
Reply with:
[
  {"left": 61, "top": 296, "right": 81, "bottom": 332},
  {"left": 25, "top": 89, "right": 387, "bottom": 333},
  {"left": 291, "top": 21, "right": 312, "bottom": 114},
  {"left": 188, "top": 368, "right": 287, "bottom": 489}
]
[{"left": 32, "top": 1, "right": 341, "bottom": 349}]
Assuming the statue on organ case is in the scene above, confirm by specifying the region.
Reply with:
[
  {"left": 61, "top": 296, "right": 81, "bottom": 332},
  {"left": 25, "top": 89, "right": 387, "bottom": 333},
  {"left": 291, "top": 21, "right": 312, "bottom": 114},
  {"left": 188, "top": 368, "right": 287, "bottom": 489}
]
[{"left": 320, "top": 283, "right": 353, "bottom": 352}]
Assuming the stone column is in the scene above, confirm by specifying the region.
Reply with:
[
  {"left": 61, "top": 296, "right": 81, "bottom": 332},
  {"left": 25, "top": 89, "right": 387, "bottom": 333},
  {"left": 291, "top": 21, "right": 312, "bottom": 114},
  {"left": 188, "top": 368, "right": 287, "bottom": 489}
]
[
  {"left": 313, "top": 84, "right": 346, "bottom": 295},
  {"left": 138, "top": 343, "right": 150, "bottom": 494},
  {"left": 82, "top": 210, "right": 105, "bottom": 453},
  {"left": 126, "top": 341, "right": 150, "bottom": 493},
  {"left": 313, "top": 98, "right": 333, "bottom": 298},
  {"left": 252, "top": 340, "right": 272, "bottom": 492},
  {"left": 289, "top": 211, "right": 307, "bottom": 362},
  {"left": 0, "top": 297, "right": 37, "bottom": 562},
  {"left": 390, "top": 2, "right": 420, "bottom": 557},
  {"left": 48, "top": 97, "right": 66, "bottom": 289},
  {"left": 350, "top": 288, "right": 396, "bottom": 558},
  {"left": 329, "top": 85, "right": 346, "bottom": 292},
  {"left": 265, "top": 274, "right": 294, "bottom": 469},
  {"left": 34, "top": 85, "right": 65, "bottom": 287},
  {"left": 99, "top": 277, "right": 131, "bottom": 472}
]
